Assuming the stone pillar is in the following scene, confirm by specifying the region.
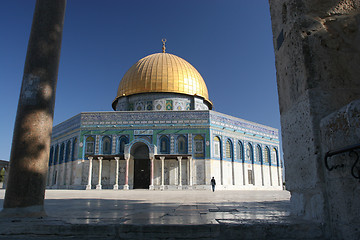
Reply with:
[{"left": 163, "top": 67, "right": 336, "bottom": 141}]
[
  {"left": 188, "top": 156, "right": 193, "bottom": 186},
  {"left": 124, "top": 156, "right": 130, "bottom": 190},
  {"left": 96, "top": 157, "right": 103, "bottom": 190},
  {"left": 160, "top": 156, "right": 165, "bottom": 190},
  {"left": 177, "top": 156, "right": 182, "bottom": 189},
  {"left": 86, "top": 157, "right": 93, "bottom": 190},
  {"left": 113, "top": 157, "right": 119, "bottom": 190},
  {"left": 149, "top": 157, "right": 154, "bottom": 190},
  {"left": 2, "top": 1, "right": 66, "bottom": 216},
  {"left": 269, "top": 1, "right": 360, "bottom": 239}
]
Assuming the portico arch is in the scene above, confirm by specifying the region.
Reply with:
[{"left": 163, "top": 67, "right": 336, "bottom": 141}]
[{"left": 130, "top": 142, "right": 151, "bottom": 189}]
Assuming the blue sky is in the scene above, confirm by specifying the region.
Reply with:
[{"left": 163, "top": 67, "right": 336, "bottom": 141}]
[{"left": 0, "top": 1, "right": 280, "bottom": 160}]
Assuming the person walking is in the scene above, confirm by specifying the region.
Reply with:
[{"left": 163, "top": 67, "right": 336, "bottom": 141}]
[{"left": 210, "top": 177, "right": 216, "bottom": 192}]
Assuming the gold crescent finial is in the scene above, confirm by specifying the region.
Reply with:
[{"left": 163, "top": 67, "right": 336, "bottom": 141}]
[{"left": 162, "top": 38, "right": 166, "bottom": 53}]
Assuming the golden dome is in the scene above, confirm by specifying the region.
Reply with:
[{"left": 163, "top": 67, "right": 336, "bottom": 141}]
[{"left": 112, "top": 53, "right": 212, "bottom": 110}]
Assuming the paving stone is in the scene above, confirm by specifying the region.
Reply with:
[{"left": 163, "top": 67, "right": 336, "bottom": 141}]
[{"left": 0, "top": 189, "right": 326, "bottom": 239}]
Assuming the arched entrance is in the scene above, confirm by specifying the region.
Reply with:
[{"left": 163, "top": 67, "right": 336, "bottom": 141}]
[{"left": 131, "top": 142, "right": 150, "bottom": 189}]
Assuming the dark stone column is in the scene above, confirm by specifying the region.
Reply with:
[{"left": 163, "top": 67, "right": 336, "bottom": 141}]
[{"left": 2, "top": 0, "right": 66, "bottom": 216}]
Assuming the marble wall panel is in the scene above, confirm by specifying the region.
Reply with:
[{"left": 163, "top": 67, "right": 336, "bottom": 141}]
[
  {"left": 262, "top": 165, "right": 270, "bottom": 186},
  {"left": 181, "top": 160, "right": 187, "bottom": 185},
  {"left": 102, "top": 161, "right": 110, "bottom": 186},
  {"left": 195, "top": 160, "right": 205, "bottom": 184},
  {"left": 119, "top": 161, "right": 126, "bottom": 185},
  {"left": 253, "top": 164, "right": 262, "bottom": 186}
]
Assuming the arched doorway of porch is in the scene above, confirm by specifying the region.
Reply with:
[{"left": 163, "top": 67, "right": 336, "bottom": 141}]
[{"left": 131, "top": 142, "right": 150, "bottom": 189}]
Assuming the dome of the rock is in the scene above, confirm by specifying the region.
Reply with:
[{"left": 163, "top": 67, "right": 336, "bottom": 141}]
[{"left": 48, "top": 42, "right": 282, "bottom": 192}]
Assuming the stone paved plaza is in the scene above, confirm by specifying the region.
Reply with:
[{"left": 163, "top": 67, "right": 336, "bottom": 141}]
[{"left": 0, "top": 189, "right": 326, "bottom": 239}]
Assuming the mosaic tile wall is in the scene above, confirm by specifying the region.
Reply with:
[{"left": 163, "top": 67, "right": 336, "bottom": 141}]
[
  {"left": 209, "top": 111, "right": 278, "bottom": 139},
  {"left": 115, "top": 93, "right": 209, "bottom": 111},
  {"left": 52, "top": 114, "right": 81, "bottom": 139},
  {"left": 51, "top": 110, "right": 279, "bottom": 162},
  {"left": 52, "top": 110, "right": 279, "bottom": 143},
  {"left": 49, "top": 109, "right": 282, "bottom": 189},
  {"left": 80, "top": 110, "right": 209, "bottom": 126}
]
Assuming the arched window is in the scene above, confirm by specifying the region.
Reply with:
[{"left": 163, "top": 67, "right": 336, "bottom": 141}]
[
  {"left": 237, "top": 141, "right": 244, "bottom": 162},
  {"left": 272, "top": 147, "right": 281, "bottom": 186},
  {"left": 59, "top": 143, "right": 65, "bottom": 164},
  {"left": 213, "top": 136, "right": 221, "bottom": 158},
  {"left": 272, "top": 148, "right": 279, "bottom": 166},
  {"left": 119, "top": 136, "right": 129, "bottom": 154},
  {"left": 194, "top": 135, "right": 204, "bottom": 158},
  {"left": 54, "top": 145, "right": 59, "bottom": 165},
  {"left": 65, "top": 141, "right": 71, "bottom": 162},
  {"left": 264, "top": 147, "right": 270, "bottom": 164},
  {"left": 226, "top": 139, "right": 233, "bottom": 159},
  {"left": 49, "top": 147, "right": 54, "bottom": 166},
  {"left": 256, "top": 145, "right": 263, "bottom": 164},
  {"left": 159, "top": 136, "right": 170, "bottom": 154},
  {"left": 177, "top": 135, "right": 187, "bottom": 154},
  {"left": 85, "top": 136, "right": 95, "bottom": 155},
  {"left": 72, "top": 138, "right": 78, "bottom": 161},
  {"left": 102, "top": 136, "right": 112, "bottom": 154},
  {"left": 246, "top": 143, "right": 253, "bottom": 163}
]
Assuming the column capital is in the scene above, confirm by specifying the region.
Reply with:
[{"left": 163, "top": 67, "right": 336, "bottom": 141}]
[
  {"left": 88, "top": 156, "right": 93, "bottom": 160},
  {"left": 114, "top": 157, "right": 120, "bottom": 161},
  {"left": 160, "top": 156, "right": 165, "bottom": 161},
  {"left": 187, "top": 156, "right": 193, "bottom": 160},
  {"left": 177, "top": 156, "right": 182, "bottom": 161},
  {"left": 97, "top": 156, "right": 103, "bottom": 160}
]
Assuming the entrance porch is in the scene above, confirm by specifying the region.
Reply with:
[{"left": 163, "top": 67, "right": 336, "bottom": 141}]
[{"left": 85, "top": 154, "right": 194, "bottom": 190}]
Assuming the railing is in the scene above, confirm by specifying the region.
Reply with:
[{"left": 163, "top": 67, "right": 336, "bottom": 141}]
[{"left": 324, "top": 143, "right": 360, "bottom": 181}]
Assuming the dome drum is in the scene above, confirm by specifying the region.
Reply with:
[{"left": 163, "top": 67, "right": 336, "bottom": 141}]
[{"left": 115, "top": 92, "right": 210, "bottom": 111}]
